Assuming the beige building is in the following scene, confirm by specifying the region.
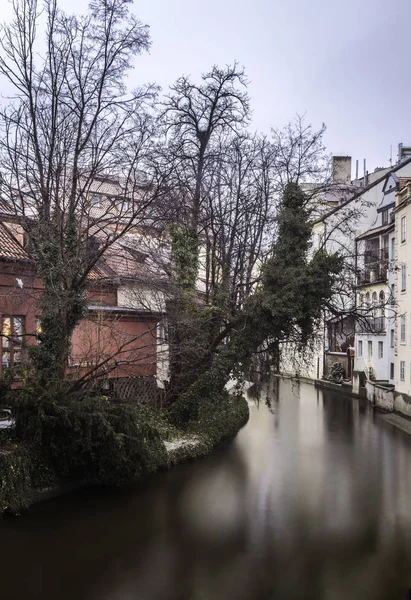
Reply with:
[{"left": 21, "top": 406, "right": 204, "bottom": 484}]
[{"left": 394, "top": 180, "right": 411, "bottom": 405}]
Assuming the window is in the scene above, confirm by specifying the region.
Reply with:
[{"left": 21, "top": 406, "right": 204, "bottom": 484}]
[
  {"left": 36, "top": 319, "right": 42, "bottom": 343},
  {"left": 402, "top": 264, "right": 407, "bottom": 291},
  {"left": 1, "top": 316, "right": 24, "bottom": 370},
  {"left": 90, "top": 196, "right": 100, "bottom": 208},
  {"left": 157, "top": 319, "right": 169, "bottom": 344},
  {"left": 372, "top": 292, "right": 378, "bottom": 317},
  {"left": 359, "top": 293, "right": 364, "bottom": 311},
  {"left": 382, "top": 209, "right": 388, "bottom": 225},
  {"left": 118, "top": 200, "right": 130, "bottom": 212},
  {"left": 372, "top": 292, "right": 378, "bottom": 331},
  {"left": 401, "top": 315, "right": 406, "bottom": 342},
  {"left": 400, "top": 361, "right": 405, "bottom": 381},
  {"left": 368, "top": 340, "right": 372, "bottom": 358},
  {"left": 391, "top": 237, "right": 395, "bottom": 260},
  {"left": 401, "top": 216, "right": 407, "bottom": 242},
  {"left": 391, "top": 283, "right": 395, "bottom": 305},
  {"left": 358, "top": 340, "right": 363, "bottom": 357},
  {"left": 390, "top": 363, "right": 394, "bottom": 379},
  {"left": 378, "top": 341, "right": 383, "bottom": 359},
  {"left": 379, "top": 290, "right": 385, "bottom": 330},
  {"left": 390, "top": 329, "right": 395, "bottom": 348}
]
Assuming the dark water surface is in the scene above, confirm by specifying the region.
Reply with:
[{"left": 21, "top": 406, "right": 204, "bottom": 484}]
[{"left": 2, "top": 379, "right": 411, "bottom": 599}]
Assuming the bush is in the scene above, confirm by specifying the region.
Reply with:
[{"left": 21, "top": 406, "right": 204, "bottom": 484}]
[{"left": 11, "top": 389, "right": 168, "bottom": 486}]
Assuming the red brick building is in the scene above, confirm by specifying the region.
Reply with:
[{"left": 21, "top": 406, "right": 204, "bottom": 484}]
[{"left": 0, "top": 215, "right": 162, "bottom": 384}]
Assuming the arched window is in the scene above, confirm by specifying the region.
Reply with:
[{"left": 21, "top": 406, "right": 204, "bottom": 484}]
[
  {"left": 372, "top": 292, "right": 378, "bottom": 317},
  {"left": 359, "top": 293, "right": 364, "bottom": 312},
  {"left": 365, "top": 292, "right": 370, "bottom": 311},
  {"left": 379, "top": 290, "right": 385, "bottom": 332},
  {"left": 379, "top": 290, "right": 385, "bottom": 309}
]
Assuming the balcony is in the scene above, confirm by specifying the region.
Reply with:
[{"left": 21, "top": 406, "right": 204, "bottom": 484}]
[
  {"left": 357, "top": 266, "right": 388, "bottom": 286},
  {"left": 364, "top": 248, "right": 389, "bottom": 265}
]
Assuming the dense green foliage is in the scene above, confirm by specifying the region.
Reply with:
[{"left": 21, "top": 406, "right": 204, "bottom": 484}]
[
  {"left": 0, "top": 442, "right": 54, "bottom": 515},
  {"left": 11, "top": 388, "right": 168, "bottom": 486},
  {"left": 170, "top": 183, "right": 343, "bottom": 426},
  {"left": 0, "top": 388, "right": 249, "bottom": 515}
]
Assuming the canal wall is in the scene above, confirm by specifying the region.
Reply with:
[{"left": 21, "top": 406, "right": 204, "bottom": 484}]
[
  {"left": 365, "top": 381, "right": 394, "bottom": 412},
  {"left": 314, "top": 378, "right": 367, "bottom": 399},
  {"left": 393, "top": 392, "right": 411, "bottom": 418}
]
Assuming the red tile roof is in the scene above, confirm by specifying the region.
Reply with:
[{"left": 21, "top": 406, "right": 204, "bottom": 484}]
[{"left": 0, "top": 223, "right": 29, "bottom": 261}]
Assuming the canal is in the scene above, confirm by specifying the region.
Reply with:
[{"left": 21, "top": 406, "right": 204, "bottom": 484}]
[{"left": 2, "top": 379, "right": 411, "bottom": 599}]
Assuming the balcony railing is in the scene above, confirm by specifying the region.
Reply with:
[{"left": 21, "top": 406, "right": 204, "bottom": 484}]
[
  {"left": 357, "top": 266, "right": 388, "bottom": 285},
  {"left": 364, "top": 248, "right": 389, "bottom": 265}
]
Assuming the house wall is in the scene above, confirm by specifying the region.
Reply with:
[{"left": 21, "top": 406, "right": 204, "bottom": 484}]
[
  {"left": 70, "top": 312, "right": 158, "bottom": 378},
  {"left": 394, "top": 187, "right": 411, "bottom": 395},
  {"left": 0, "top": 263, "right": 41, "bottom": 376},
  {"left": 117, "top": 283, "right": 166, "bottom": 313},
  {"left": 0, "top": 262, "right": 158, "bottom": 380}
]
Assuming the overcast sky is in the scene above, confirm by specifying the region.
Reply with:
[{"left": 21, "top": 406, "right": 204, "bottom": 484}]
[{"left": 5, "top": 0, "right": 411, "bottom": 176}]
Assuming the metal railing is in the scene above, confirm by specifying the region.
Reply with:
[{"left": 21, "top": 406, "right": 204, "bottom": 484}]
[
  {"left": 364, "top": 248, "right": 389, "bottom": 264},
  {"left": 357, "top": 267, "right": 388, "bottom": 285}
]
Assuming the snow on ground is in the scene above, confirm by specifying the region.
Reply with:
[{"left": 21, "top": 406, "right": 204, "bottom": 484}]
[{"left": 164, "top": 436, "right": 201, "bottom": 452}]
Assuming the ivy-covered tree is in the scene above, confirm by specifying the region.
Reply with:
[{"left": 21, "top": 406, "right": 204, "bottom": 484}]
[
  {"left": 159, "top": 64, "right": 250, "bottom": 399},
  {"left": 170, "top": 182, "right": 343, "bottom": 425},
  {"left": 0, "top": 0, "right": 163, "bottom": 391}
]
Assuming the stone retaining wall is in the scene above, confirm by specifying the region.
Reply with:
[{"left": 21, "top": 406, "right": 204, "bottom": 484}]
[{"left": 365, "top": 380, "right": 394, "bottom": 412}]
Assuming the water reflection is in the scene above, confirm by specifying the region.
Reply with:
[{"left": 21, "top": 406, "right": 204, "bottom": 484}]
[{"left": 2, "top": 379, "right": 411, "bottom": 599}]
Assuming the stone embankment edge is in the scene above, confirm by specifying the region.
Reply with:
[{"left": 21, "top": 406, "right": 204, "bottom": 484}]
[{"left": 313, "top": 377, "right": 411, "bottom": 437}]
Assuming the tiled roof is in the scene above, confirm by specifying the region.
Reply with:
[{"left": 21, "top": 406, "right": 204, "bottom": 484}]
[
  {"left": 0, "top": 198, "right": 13, "bottom": 214},
  {"left": 102, "top": 236, "right": 170, "bottom": 283},
  {"left": 0, "top": 223, "right": 29, "bottom": 261},
  {"left": 87, "top": 262, "right": 114, "bottom": 281}
]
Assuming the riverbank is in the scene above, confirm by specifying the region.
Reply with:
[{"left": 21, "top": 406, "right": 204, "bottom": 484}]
[
  {"left": 0, "top": 394, "right": 249, "bottom": 517},
  {"left": 314, "top": 377, "right": 411, "bottom": 438}
]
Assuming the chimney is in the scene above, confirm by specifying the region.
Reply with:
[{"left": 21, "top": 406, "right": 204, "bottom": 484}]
[{"left": 332, "top": 156, "right": 352, "bottom": 184}]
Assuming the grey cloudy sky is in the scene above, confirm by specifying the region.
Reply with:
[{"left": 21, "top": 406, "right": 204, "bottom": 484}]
[
  {"left": 133, "top": 0, "right": 411, "bottom": 175},
  {"left": 5, "top": 0, "right": 411, "bottom": 175}
]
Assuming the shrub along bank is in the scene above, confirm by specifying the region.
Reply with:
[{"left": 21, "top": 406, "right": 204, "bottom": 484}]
[{"left": 0, "top": 390, "right": 249, "bottom": 516}]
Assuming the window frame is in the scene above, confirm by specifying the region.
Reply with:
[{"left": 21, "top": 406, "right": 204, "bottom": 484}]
[
  {"left": 378, "top": 341, "right": 383, "bottom": 359},
  {"left": 402, "top": 264, "right": 407, "bottom": 291},
  {"left": 1, "top": 315, "right": 25, "bottom": 371},
  {"left": 401, "top": 315, "right": 406, "bottom": 342},
  {"left": 400, "top": 360, "right": 405, "bottom": 381},
  {"left": 401, "top": 215, "right": 407, "bottom": 243},
  {"left": 90, "top": 195, "right": 101, "bottom": 208}
]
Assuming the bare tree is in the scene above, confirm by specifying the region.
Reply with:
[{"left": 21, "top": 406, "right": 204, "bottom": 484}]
[
  {"left": 158, "top": 64, "right": 251, "bottom": 398},
  {"left": 160, "top": 63, "right": 250, "bottom": 286},
  {"left": 0, "top": 0, "right": 166, "bottom": 389}
]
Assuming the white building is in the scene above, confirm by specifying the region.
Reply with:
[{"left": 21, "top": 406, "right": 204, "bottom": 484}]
[
  {"left": 282, "top": 146, "right": 411, "bottom": 383},
  {"left": 393, "top": 179, "right": 411, "bottom": 409},
  {"left": 353, "top": 158, "right": 411, "bottom": 395}
]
